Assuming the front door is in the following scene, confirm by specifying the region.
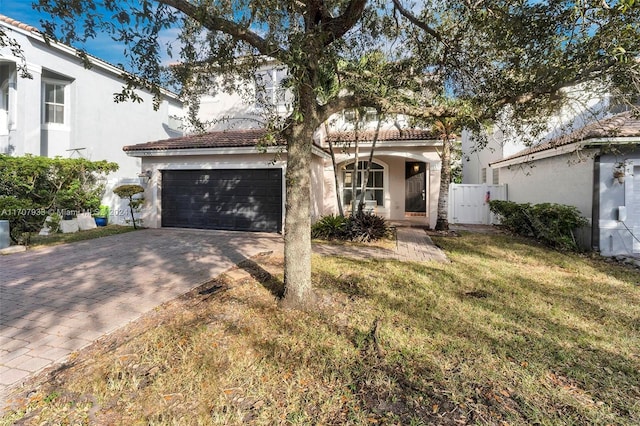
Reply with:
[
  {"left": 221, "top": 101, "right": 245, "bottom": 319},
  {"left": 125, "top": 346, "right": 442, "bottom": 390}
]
[{"left": 405, "top": 162, "right": 426, "bottom": 213}]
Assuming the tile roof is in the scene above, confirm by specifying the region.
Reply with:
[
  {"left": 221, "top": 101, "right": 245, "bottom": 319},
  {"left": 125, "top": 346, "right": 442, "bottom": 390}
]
[
  {"left": 495, "top": 111, "right": 640, "bottom": 164},
  {"left": 124, "top": 127, "right": 445, "bottom": 153},
  {"left": 0, "top": 14, "right": 39, "bottom": 33},
  {"left": 327, "top": 129, "right": 438, "bottom": 143},
  {"left": 123, "top": 129, "right": 284, "bottom": 151}
]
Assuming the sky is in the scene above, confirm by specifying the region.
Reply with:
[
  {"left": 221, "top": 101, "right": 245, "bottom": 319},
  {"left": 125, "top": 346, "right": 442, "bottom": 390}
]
[{"left": 0, "top": 0, "right": 174, "bottom": 66}]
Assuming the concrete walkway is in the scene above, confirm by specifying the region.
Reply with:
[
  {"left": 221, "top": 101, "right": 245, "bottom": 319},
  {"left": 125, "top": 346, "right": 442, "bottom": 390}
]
[
  {"left": 1, "top": 225, "right": 446, "bottom": 411},
  {"left": 313, "top": 227, "right": 448, "bottom": 262}
]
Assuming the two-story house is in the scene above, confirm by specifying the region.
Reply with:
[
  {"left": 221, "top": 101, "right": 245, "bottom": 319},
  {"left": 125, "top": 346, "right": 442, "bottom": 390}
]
[
  {"left": 0, "top": 15, "right": 183, "bottom": 222},
  {"left": 123, "top": 63, "right": 448, "bottom": 232}
]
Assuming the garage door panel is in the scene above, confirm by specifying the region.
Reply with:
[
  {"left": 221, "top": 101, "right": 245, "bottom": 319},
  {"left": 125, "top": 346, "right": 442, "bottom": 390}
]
[{"left": 161, "top": 169, "right": 282, "bottom": 232}]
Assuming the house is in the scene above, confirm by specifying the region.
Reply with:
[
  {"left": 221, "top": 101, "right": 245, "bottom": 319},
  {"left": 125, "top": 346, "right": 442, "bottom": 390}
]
[
  {"left": 0, "top": 15, "right": 183, "bottom": 222},
  {"left": 123, "top": 125, "right": 445, "bottom": 233},
  {"left": 123, "top": 66, "right": 448, "bottom": 232},
  {"left": 488, "top": 111, "right": 640, "bottom": 257}
]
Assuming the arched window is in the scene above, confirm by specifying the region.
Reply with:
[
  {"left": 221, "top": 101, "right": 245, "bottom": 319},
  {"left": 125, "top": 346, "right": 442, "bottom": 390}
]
[{"left": 343, "top": 161, "right": 384, "bottom": 207}]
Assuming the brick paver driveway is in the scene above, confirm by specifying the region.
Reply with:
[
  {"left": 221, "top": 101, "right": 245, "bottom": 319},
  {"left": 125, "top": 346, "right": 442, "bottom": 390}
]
[{"left": 0, "top": 228, "right": 283, "bottom": 407}]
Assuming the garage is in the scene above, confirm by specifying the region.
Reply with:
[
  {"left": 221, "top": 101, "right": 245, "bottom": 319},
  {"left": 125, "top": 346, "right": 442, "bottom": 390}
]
[{"left": 161, "top": 169, "right": 283, "bottom": 232}]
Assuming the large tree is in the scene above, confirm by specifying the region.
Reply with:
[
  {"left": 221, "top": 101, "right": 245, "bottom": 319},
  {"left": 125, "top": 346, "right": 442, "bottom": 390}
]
[
  {"left": 33, "top": 0, "right": 639, "bottom": 306},
  {"left": 386, "top": 0, "right": 640, "bottom": 230}
]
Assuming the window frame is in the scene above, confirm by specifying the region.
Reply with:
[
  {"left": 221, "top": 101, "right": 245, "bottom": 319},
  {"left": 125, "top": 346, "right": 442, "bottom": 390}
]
[
  {"left": 42, "top": 79, "right": 70, "bottom": 128},
  {"left": 254, "top": 67, "right": 290, "bottom": 113},
  {"left": 342, "top": 161, "right": 385, "bottom": 208},
  {"left": 0, "top": 80, "right": 8, "bottom": 136}
]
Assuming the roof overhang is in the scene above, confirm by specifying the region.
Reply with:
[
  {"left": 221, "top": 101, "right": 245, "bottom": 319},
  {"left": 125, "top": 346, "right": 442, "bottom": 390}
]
[
  {"left": 0, "top": 15, "right": 181, "bottom": 102},
  {"left": 490, "top": 137, "right": 640, "bottom": 168},
  {"left": 125, "top": 144, "right": 330, "bottom": 159}
]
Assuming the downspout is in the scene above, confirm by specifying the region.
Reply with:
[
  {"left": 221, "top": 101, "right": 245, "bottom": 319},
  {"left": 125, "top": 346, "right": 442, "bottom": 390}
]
[{"left": 591, "top": 155, "right": 600, "bottom": 252}]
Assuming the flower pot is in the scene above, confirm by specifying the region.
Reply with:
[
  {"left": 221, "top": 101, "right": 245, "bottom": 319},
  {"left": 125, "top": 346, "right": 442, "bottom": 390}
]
[{"left": 94, "top": 217, "right": 108, "bottom": 227}]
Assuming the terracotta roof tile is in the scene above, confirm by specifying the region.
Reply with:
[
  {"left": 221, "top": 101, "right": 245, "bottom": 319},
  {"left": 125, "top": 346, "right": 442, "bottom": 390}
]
[
  {"left": 496, "top": 111, "right": 640, "bottom": 164},
  {"left": 0, "top": 14, "right": 39, "bottom": 33},
  {"left": 327, "top": 129, "right": 438, "bottom": 143},
  {"left": 123, "top": 129, "right": 284, "bottom": 151}
]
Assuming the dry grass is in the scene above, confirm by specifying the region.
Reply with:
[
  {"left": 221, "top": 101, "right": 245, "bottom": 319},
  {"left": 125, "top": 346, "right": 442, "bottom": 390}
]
[{"left": 2, "top": 233, "right": 639, "bottom": 425}]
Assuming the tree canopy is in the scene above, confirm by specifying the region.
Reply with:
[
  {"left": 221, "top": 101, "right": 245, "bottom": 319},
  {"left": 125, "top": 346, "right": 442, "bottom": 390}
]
[{"left": 31, "top": 0, "right": 640, "bottom": 307}]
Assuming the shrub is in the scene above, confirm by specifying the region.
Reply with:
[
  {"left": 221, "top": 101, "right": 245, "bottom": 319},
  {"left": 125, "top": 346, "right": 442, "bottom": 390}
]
[
  {"left": 311, "top": 214, "right": 348, "bottom": 240},
  {"left": 0, "top": 155, "right": 118, "bottom": 244},
  {"left": 490, "top": 200, "right": 589, "bottom": 251},
  {"left": 113, "top": 184, "right": 145, "bottom": 229},
  {"left": 345, "top": 212, "right": 391, "bottom": 243},
  {"left": 311, "top": 213, "right": 391, "bottom": 243}
]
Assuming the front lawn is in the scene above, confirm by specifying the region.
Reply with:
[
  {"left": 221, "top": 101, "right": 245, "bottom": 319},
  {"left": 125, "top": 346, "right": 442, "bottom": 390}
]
[{"left": 2, "top": 233, "right": 639, "bottom": 425}]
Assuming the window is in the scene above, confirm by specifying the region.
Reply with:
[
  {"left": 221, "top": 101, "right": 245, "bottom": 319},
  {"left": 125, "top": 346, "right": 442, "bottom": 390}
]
[
  {"left": 492, "top": 168, "right": 499, "bottom": 185},
  {"left": 0, "top": 65, "right": 14, "bottom": 135},
  {"left": 481, "top": 167, "right": 487, "bottom": 184},
  {"left": 343, "top": 108, "right": 378, "bottom": 124},
  {"left": 254, "top": 67, "right": 291, "bottom": 112},
  {"left": 43, "top": 82, "right": 66, "bottom": 124},
  {"left": 0, "top": 82, "right": 8, "bottom": 134},
  {"left": 343, "top": 161, "right": 384, "bottom": 207}
]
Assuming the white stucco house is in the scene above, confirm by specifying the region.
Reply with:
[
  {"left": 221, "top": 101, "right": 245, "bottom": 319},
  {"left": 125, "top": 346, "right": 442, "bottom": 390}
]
[
  {"left": 123, "top": 64, "right": 448, "bottom": 232},
  {"left": 488, "top": 111, "right": 640, "bottom": 257},
  {"left": 0, "top": 15, "right": 183, "bottom": 222}
]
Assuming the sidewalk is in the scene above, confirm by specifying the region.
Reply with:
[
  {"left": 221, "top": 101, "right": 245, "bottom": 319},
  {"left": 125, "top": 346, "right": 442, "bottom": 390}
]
[{"left": 313, "top": 226, "right": 448, "bottom": 262}]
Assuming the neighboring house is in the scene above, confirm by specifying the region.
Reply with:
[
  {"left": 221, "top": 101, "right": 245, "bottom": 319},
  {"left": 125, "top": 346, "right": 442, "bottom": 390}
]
[
  {"left": 123, "top": 68, "right": 447, "bottom": 232},
  {"left": 488, "top": 111, "right": 640, "bottom": 257},
  {"left": 0, "top": 15, "right": 183, "bottom": 222},
  {"left": 462, "top": 87, "right": 613, "bottom": 186}
]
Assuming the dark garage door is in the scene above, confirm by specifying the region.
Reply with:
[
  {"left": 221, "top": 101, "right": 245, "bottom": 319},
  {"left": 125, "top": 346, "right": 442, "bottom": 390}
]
[{"left": 161, "top": 169, "right": 282, "bottom": 232}]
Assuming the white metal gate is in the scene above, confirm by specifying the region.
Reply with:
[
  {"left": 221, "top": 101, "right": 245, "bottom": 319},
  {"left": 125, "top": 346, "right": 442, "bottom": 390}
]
[{"left": 448, "top": 184, "right": 507, "bottom": 225}]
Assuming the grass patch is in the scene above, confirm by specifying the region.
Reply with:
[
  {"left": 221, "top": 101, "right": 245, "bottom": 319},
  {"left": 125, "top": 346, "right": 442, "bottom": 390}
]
[
  {"left": 28, "top": 225, "right": 139, "bottom": 248},
  {"left": 3, "top": 233, "right": 639, "bottom": 425}
]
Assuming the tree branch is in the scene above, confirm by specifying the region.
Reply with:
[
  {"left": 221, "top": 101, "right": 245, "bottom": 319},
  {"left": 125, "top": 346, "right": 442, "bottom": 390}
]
[
  {"left": 493, "top": 61, "right": 614, "bottom": 108},
  {"left": 391, "top": 0, "right": 442, "bottom": 42},
  {"left": 156, "top": 0, "right": 287, "bottom": 61},
  {"left": 321, "top": 0, "right": 368, "bottom": 46},
  {"left": 317, "top": 94, "right": 458, "bottom": 123}
]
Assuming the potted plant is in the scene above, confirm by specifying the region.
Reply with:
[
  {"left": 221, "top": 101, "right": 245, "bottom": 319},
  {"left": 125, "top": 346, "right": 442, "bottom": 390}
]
[{"left": 94, "top": 205, "right": 110, "bottom": 227}]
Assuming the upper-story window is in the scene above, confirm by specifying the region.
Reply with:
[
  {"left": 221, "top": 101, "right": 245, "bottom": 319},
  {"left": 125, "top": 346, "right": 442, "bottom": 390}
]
[
  {"left": 43, "top": 82, "right": 66, "bottom": 125},
  {"left": 343, "top": 108, "right": 378, "bottom": 124},
  {"left": 254, "top": 67, "right": 291, "bottom": 112}
]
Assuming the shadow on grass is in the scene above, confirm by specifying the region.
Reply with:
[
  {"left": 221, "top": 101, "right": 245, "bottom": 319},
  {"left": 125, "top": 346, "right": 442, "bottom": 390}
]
[{"left": 237, "top": 256, "right": 285, "bottom": 299}]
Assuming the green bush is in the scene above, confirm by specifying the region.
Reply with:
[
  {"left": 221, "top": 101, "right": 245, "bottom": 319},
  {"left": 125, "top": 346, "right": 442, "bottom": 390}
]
[
  {"left": 346, "top": 212, "right": 391, "bottom": 242},
  {"left": 489, "top": 200, "right": 589, "bottom": 251},
  {"left": 311, "top": 214, "right": 348, "bottom": 240},
  {"left": 0, "top": 155, "right": 118, "bottom": 244},
  {"left": 312, "top": 213, "right": 391, "bottom": 243}
]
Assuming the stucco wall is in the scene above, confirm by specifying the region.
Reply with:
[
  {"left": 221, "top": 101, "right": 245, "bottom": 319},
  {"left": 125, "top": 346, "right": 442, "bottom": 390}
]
[
  {"left": 1, "top": 26, "right": 182, "bottom": 179},
  {"left": 497, "top": 152, "right": 597, "bottom": 219},
  {"left": 329, "top": 146, "right": 442, "bottom": 228}
]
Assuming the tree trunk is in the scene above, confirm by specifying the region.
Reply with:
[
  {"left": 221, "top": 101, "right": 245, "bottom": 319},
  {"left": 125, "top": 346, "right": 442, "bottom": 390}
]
[
  {"left": 358, "top": 115, "right": 382, "bottom": 209},
  {"left": 350, "top": 117, "right": 360, "bottom": 216},
  {"left": 325, "top": 122, "right": 344, "bottom": 216},
  {"left": 281, "top": 120, "right": 315, "bottom": 310},
  {"left": 435, "top": 137, "right": 451, "bottom": 231}
]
